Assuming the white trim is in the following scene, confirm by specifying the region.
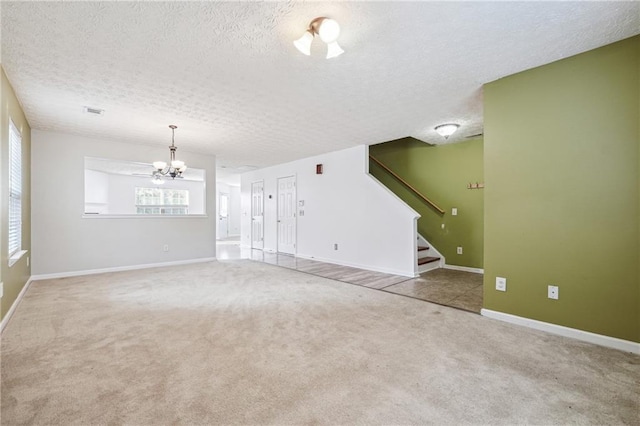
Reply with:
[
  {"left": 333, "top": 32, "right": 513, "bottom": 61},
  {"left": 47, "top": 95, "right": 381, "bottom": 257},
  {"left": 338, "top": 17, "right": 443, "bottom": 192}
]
[
  {"left": 444, "top": 264, "right": 484, "bottom": 274},
  {"left": 1, "top": 277, "right": 34, "bottom": 334},
  {"left": 417, "top": 234, "right": 445, "bottom": 265},
  {"left": 418, "top": 260, "right": 440, "bottom": 274},
  {"left": 481, "top": 309, "right": 640, "bottom": 354},
  {"left": 296, "top": 253, "right": 413, "bottom": 278},
  {"left": 8, "top": 250, "right": 28, "bottom": 268},
  {"left": 30, "top": 257, "right": 216, "bottom": 281}
]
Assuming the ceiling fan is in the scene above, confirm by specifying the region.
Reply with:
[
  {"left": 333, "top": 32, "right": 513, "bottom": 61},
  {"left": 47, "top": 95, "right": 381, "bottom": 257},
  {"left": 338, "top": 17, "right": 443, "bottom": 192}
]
[{"left": 131, "top": 170, "right": 167, "bottom": 185}]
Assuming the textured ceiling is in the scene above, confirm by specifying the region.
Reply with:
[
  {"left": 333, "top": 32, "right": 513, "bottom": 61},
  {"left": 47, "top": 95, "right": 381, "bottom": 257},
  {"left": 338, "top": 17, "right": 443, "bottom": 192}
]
[{"left": 2, "top": 1, "right": 638, "bottom": 170}]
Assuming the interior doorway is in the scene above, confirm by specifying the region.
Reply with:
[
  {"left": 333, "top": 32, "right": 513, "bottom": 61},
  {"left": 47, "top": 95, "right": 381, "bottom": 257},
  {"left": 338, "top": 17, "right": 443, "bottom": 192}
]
[
  {"left": 277, "top": 176, "right": 296, "bottom": 255},
  {"left": 251, "top": 181, "right": 264, "bottom": 249},
  {"left": 218, "top": 192, "right": 229, "bottom": 239}
]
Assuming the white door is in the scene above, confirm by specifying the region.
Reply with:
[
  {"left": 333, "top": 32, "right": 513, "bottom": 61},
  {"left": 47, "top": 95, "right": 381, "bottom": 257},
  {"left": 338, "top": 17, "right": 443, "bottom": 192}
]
[
  {"left": 219, "top": 192, "right": 229, "bottom": 239},
  {"left": 251, "top": 181, "right": 264, "bottom": 249},
  {"left": 277, "top": 176, "right": 296, "bottom": 255}
]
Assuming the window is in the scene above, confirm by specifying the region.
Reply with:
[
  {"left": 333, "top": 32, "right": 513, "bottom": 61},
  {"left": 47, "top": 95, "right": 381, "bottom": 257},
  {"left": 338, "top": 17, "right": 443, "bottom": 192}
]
[
  {"left": 135, "top": 187, "right": 189, "bottom": 215},
  {"left": 8, "top": 119, "right": 22, "bottom": 257}
]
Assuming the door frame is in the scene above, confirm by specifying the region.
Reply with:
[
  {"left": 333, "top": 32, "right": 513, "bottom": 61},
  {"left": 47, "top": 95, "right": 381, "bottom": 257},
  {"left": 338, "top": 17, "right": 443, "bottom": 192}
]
[
  {"left": 218, "top": 192, "right": 229, "bottom": 239},
  {"left": 251, "top": 180, "right": 264, "bottom": 250},
  {"left": 276, "top": 175, "right": 297, "bottom": 255}
]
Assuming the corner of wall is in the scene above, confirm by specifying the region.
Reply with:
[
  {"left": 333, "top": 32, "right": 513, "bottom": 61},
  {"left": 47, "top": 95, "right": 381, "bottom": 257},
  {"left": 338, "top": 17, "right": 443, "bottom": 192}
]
[{"left": 1, "top": 67, "right": 33, "bottom": 322}]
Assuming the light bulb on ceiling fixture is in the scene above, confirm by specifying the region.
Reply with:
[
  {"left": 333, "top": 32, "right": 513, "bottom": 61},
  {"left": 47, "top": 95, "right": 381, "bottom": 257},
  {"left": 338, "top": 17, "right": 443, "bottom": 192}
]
[
  {"left": 293, "top": 17, "right": 344, "bottom": 59},
  {"left": 318, "top": 18, "right": 340, "bottom": 43},
  {"left": 326, "top": 41, "right": 345, "bottom": 59},
  {"left": 293, "top": 30, "right": 314, "bottom": 56},
  {"left": 434, "top": 123, "right": 460, "bottom": 139}
]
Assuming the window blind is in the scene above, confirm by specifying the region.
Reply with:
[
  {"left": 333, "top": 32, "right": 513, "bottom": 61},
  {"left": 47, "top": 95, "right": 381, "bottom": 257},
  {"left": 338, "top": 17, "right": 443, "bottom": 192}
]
[{"left": 8, "top": 119, "right": 22, "bottom": 257}]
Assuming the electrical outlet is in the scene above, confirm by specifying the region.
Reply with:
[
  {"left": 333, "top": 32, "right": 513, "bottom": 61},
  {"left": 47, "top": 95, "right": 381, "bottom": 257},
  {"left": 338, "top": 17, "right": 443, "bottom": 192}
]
[
  {"left": 334, "top": 243, "right": 338, "bottom": 250},
  {"left": 452, "top": 208, "right": 458, "bottom": 216},
  {"left": 163, "top": 244, "right": 169, "bottom": 252},
  {"left": 457, "top": 246, "right": 463, "bottom": 255},
  {"left": 548, "top": 285, "right": 559, "bottom": 300},
  {"left": 496, "top": 277, "right": 507, "bottom": 292}
]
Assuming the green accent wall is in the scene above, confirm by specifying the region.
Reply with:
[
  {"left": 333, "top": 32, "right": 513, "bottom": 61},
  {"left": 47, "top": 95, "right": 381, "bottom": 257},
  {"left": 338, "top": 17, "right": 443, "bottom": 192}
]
[
  {"left": 370, "top": 137, "right": 484, "bottom": 269},
  {"left": 1, "top": 67, "right": 32, "bottom": 322},
  {"left": 484, "top": 36, "right": 639, "bottom": 342}
]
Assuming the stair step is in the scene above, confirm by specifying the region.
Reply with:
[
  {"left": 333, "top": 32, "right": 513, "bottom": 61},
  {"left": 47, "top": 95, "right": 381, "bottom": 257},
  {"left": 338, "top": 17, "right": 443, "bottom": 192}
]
[
  {"left": 417, "top": 246, "right": 429, "bottom": 252},
  {"left": 418, "top": 256, "right": 440, "bottom": 265}
]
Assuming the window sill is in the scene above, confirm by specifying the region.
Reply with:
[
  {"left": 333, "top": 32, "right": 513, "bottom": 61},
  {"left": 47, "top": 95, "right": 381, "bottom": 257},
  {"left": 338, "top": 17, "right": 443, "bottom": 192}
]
[
  {"left": 82, "top": 214, "right": 208, "bottom": 219},
  {"left": 8, "top": 250, "right": 28, "bottom": 268}
]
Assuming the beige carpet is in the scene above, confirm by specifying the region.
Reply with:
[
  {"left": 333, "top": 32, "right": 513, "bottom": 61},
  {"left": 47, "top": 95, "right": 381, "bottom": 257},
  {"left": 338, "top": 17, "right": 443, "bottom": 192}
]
[{"left": 2, "top": 260, "right": 638, "bottom": 425}]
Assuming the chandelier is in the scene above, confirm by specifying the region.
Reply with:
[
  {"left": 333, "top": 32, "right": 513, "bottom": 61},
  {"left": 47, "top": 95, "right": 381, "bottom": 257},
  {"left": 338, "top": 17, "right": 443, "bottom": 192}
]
[{"left": 152, "top": 125, "right": 187, "bottom": 181}]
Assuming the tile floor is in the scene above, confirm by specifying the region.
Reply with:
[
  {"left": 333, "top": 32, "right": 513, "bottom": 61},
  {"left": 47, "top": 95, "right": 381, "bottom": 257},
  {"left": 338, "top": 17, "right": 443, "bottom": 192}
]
[
  {"left": 382, "top": 269, "right": 483, "bottom": 313},
  {"left": 216, "top": 237, "right": 483, "bottom": 313}
]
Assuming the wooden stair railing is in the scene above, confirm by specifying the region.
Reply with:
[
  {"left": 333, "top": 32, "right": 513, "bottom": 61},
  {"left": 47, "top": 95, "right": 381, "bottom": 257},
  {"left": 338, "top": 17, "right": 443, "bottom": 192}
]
[{"left": 369, "top": 155, "right": 445, "bottom": 215}]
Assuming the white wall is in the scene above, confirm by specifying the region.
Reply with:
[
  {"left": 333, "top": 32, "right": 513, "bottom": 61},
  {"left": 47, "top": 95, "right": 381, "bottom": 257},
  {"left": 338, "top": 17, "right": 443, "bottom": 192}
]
[
  {"left": 240, "top": 145, "right": 418, "bottom": 276},
  {"left": 84, "top": 169, "right": 109, "bottom": 214},
  {"left": 31, "top": 130, "right": 216, "bottom": 275}
]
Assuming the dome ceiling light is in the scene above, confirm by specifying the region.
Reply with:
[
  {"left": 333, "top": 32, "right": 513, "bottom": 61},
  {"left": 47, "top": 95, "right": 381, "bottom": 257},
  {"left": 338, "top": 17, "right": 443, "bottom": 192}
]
[{"left": 434, "top": 123, "right": 460, "bottom": 139}]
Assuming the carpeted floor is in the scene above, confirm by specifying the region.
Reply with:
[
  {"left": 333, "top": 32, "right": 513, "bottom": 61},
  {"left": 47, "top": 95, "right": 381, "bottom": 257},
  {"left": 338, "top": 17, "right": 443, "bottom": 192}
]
[{"left": 2, "top": 260, "right": 638, "bottom": 425}]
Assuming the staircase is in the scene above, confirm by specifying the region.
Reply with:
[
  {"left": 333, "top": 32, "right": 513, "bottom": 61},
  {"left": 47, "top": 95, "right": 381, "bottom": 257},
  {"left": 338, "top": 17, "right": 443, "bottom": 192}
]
[
  {"left": 367, "top": 153, "right": 445, "bottom": 275},
  {"left": 417, "top": 235, "right": 443, "bottom": 273}
]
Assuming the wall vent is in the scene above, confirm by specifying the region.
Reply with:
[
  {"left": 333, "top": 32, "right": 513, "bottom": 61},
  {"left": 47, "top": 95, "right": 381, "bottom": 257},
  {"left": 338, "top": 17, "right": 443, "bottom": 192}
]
[{"left": 83, "top": 106, "right": 105, "bottom": 116}]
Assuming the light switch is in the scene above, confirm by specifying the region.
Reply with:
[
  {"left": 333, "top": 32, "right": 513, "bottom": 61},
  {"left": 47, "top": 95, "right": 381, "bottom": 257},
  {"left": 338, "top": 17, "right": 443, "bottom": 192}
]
[{"left": 452, "top": 208, "right": 458, "bottom": 216}]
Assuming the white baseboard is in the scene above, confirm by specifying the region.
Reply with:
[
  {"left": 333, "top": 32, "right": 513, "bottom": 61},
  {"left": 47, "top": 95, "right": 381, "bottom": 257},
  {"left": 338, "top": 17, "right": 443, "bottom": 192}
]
[
  {"left": 1, "top": 277, "right": 34, "bottom": 334},
  {"left": 30, "top": 257, "right": 217, "bottom": 281},
  {"left": 296, "top": 253, "right": 414, "bottom": 278},
  {"left": 444, "top": 264, "right": 484, "bottom": 274},
  {"left": 481, "top": 309, "right": 640, "bottom": 354}
]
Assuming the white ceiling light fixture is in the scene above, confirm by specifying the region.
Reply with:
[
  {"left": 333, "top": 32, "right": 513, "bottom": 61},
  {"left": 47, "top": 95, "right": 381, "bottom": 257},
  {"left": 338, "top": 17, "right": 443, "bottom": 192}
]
[
  {"left": 294, "top": 17, "right": 344, "bottom": 59},
  {"left": 152, "top": 125, "right": 188, "bottom": 181},
  {"left": 434, "top": 123, "right": 460, "bottom": 139}
]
